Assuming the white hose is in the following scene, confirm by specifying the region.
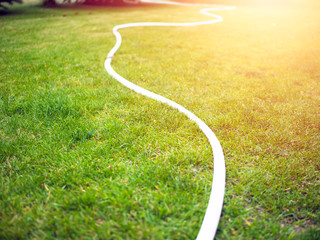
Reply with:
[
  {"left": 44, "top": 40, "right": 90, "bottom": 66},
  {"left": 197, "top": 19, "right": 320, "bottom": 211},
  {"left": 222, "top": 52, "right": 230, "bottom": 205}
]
[{"left": 104, "top": 1, "right": 235, "bottom": 239}]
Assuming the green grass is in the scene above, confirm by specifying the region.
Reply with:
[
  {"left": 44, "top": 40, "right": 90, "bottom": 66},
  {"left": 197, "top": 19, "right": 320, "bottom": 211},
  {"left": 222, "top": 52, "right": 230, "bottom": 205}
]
[{"left": 1, "top": 0, "right": 319, "bottom": 239}]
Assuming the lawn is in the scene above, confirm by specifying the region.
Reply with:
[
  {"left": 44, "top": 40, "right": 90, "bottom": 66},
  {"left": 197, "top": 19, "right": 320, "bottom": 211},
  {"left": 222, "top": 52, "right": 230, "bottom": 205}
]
[{"left": 0, "top": 0, "right": 319, "bottom": 239}]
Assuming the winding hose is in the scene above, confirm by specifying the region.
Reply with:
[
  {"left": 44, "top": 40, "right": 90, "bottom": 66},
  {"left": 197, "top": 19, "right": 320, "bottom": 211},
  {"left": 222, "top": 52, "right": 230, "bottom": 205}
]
[{"left": 104, "top": 1, "right": 236, "bottom": 239}]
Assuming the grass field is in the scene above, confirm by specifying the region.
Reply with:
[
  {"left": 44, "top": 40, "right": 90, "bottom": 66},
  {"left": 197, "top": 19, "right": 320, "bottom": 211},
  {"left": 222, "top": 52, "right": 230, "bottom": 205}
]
[{"left": 1, "top": 0, "right": 319, "bottom": 239}]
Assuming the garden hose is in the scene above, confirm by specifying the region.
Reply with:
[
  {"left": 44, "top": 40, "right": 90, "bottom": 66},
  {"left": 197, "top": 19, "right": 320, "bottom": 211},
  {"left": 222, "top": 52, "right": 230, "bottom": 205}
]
[{"left": 104, "top": 1, "right": 236, "bottom": 239}]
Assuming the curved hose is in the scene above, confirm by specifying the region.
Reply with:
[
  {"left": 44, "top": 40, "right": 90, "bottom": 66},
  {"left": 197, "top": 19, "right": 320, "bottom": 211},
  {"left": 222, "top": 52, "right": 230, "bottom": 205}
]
[{"left": 104, "top": 1, "right": 235, "bottom": 239}]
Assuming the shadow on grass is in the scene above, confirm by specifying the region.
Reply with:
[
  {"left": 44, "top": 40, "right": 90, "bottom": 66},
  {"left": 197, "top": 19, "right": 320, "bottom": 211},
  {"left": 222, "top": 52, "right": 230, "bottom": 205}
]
[
  {"left": 0, "top": 2, "right": 44, "bottom": 16},
  {"left": 0, "top": 1, "right": 158, "bottom": 17}
]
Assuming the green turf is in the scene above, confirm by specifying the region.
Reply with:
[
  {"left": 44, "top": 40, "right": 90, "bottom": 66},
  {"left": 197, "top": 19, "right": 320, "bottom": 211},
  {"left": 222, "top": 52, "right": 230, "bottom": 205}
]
[{"left": 0, "top": 1, "right": 319, "bottom": 239}]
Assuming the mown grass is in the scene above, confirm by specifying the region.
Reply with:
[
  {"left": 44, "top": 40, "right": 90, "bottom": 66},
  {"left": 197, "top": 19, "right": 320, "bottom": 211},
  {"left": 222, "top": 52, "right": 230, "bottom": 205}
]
[{"left": 1, "top": 0, "right": 319, "bottom": 239}]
